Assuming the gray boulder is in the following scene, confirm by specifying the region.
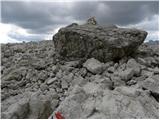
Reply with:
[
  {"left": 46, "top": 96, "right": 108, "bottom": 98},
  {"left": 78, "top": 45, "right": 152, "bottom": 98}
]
[
  {"left": 28, "top": 95, "right": 52, "bottom": 119},
  {"left": 83, "top": 58, "right": 104, "bottom": 74},
  {"left": 51, "top": 84, "right": 158, "bottom": 119},
  {"left": 53, "top": 21, "right": 147, "bottom": 62}
]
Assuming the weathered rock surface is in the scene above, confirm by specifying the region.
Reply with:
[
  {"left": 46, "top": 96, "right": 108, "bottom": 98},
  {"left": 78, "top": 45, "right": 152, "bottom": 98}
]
[
  {"left": 1, "top": 20, "right": 158, "bottom": 119},
  {"left": 52, "top": 84, "right": 158, "bottom": 119},
  {"left": 53, "top": 23, "right": 147, "bottom": 62},
  {"left": 83, "top": 58, "right": 104, "bottom": 74}
]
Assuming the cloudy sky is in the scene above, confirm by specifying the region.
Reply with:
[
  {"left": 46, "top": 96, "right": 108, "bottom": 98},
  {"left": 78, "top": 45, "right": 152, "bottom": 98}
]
[{"left": 1, "top": 0, "right": 159, "bottom": 43}]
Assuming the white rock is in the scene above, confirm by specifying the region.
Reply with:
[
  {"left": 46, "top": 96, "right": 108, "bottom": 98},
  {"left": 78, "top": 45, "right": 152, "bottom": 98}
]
[
  {"left": 127, "top": 58, "right": 141, "bottom": 76},
  {"left": 137, "top": 57, "right": 147, "bottom": 65},
  {"left": 61, "top": 80, "right": 68, "bottom": 89},
  {"left": 40, "top": 83, "right": 48, "bottom": 92},
  {"left": 153, "top": 67, "right": 159, "bottom": 74},
  {"left": 111, "top": 76, "right": 125, "bottom": 87},
  {"left": 47, "top": 77, "right": 57, "bottom": 85},
  {"left": 56, "top": 70, "right": 63, "bottom": 79},
  {"left": 107, "top": 66, "right": 114, "bottom": 73},
  {"left": 51, "top": 99, "right": 59, "bottom": 110},
  {"left": 141, "top": 70, "right": 154, "bottom": 77},
  {"left": 141, "top": 77, "right": 159, "bottom": 94},
  {"left": 83, "top": 58, "right": 103, "bottom": 74},
  {"left": 115, "top": 86, "right": 140, "bottom": 97},
  {"left": 52, "top": 65, "right": 57, "bottom": 72},
  {"left": 119, "top": 68, "right": 134, "bottom": 81}
]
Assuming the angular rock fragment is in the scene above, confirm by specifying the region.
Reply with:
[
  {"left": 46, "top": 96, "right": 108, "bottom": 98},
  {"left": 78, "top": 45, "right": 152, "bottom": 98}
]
[
  {"left": 83, "top": 58, "right": 103, "bottom": 74},
  {"left": 127, "top": 58, "right": 141, "bottom": 76},
  {"left": 119, "top": 68, "right": 134, "bottom": 81},
  {"left": 47, "top": 77, "right": 57, "bottom": 85},
  {"left": 28, "top": 94, "right": 52, "bottom": 119},
  {"left": 141, "top": 77, "right": 159, "bottom": 94},
  {"left": 1, "top": 98, "right": 29, "bottom": 119}
]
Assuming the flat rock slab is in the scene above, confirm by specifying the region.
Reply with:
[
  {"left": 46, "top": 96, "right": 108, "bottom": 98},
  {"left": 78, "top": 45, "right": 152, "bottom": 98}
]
[{"left": 53, "top": 24, "right": 147, "bottom": 62}]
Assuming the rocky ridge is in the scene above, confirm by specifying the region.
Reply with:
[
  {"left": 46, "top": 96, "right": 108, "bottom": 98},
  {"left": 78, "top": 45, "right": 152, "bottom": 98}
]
[{"left": 1, "top": 20, "right": 159, "bottom": 119}]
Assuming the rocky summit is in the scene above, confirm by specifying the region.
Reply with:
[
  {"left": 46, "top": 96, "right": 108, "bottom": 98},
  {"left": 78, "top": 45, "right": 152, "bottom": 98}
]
[{"left": 1, "top": 19, "right": 159, "bottom": 119}]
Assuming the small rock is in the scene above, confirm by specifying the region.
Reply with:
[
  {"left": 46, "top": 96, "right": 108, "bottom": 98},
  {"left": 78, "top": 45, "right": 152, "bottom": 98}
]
[
  {"left": 115, "top": 86, "right": 141, "bottom": 97},
  {"left": 64, "top": 60, "right": 79, "bottom": 67},
  {"left": 62, "top": 73, "right": 74, "bottom": 83},
  {"left": 49, "top": 72, "right": 55, "bottom": 77},
  {"left": 51, "top": 99, "right": 59, "bottom": 110},
  {"left": 95, "top": 77, "right": 113, "bottom": 90},
  {"left": 127, "top": 58, "right": 141, "bottom": 76},
  {"left": 137, "top": 57, "right": 147, "bottom": 65},
  {"left": 114, "top": 63, "right": 119, "bottom": 70},
  {"left": 2, "top": 67, "right": 26, "bottom": 81},
  {"left": 31, "top": 59, "right": 46, "bottom": 70},
  {"left": 107, "top": 66, "right": 114, "bottom": 73},
  {"left": 71, "top": 75, "right": 85, "bottom": 87},
  {"left": 119, "top": 68, "right": 134, "bottom": 82},
  {"left": 47, "top": 77, "right": 57, "bottom": 85},
  {"left": 61, "top": 80, "right": 69, "bottom": 89},
  {"left": 141, "top": 77, "right": 159, "bottom": 94},
  {"left": 40, "top": 84, "right": 48, "bottom": 92},
  {"left": 78, "top": 68, "right": 87, "bottom": 77},
  {"left": 111, "top": 76, "right": 125, "bottom": 87},
  {"left": 126, "top": 80, "right": 137, "bottom": 86},
  {"left": 56, "top": 88, "right": 63, "bottom": 93},
  {"left": 153, "top": 67, "right": 159, "bottom": 74},
  {"left": 38, "top": 70, "right": 48, "bottom": 82},
  {"left": 52, "top": 65, "right": 57, "bottom": 73},
  {"left": 103, "top": 61, "right": 114, "bottom": 70},
  {"left": 25, "top": 83, "right": 31, "bottom": 88},
  {"left": 141, "top": 70, "right": 154, "bottom": 77},
  {"left": 56, "top": 70, "right": 63, "bottom": 79},
  {"left": 118, "top": 63, "right": 126, "bottom": 72},
  {"left": 134, "top": 75, "right": 147, "bottom": 82},
  {"left": 83, "top": 58, "right": 103, "bottom": 74}
]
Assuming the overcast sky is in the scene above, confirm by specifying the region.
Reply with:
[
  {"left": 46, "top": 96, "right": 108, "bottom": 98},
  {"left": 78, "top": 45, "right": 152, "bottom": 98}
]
[{"left": 1, "top": 1, "right": 159, "bottom": 43}]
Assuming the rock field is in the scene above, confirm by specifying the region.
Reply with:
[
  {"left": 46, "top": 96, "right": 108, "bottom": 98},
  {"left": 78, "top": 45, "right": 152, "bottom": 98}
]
[{"left": 1, "top": 20, "right": 159, "bottom": 119}]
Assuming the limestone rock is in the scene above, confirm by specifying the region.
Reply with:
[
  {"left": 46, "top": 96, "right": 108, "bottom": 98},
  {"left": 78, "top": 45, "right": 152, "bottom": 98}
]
[
  {"left": 53, "top": 21, "right": 147, "bottom": 62},
  {"left": 1, "top": 98, "right": 29, "bottom": 119},
  {"left": 119, "top": 68, "right": 134, "bottom": 81},
  {"left": 127, "top": 58, "right": 141, "bottom": 76},
  {"left": 47, "top": 77, "right": 57, "bottom": 85},
  {"left": 1, "top": 20, "right": 158, "bottom": 119},
  {"left": 28, "top": 94, "right": 52, "bottom": 119},
  {"left": 61, "top": 80, "right": 69, "bottom": 89},
  {"left": 40, "top": 83, "right": 48, "bottom": 92},
  {"left": 53, "top": 84, "right": 158, "bottom": 119},
  {"left": 141, "top": 77, "right": 159, "bottom": 94},
  {"left": 2, "top": 67, "right": 27, "bottom": 81},
  {"left": 83, "top": 58, "right": 103, "bottom": 74}
]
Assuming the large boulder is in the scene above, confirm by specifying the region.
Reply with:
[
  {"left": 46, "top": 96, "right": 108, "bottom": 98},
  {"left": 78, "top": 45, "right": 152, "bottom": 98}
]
[
  {"left": 50, "top": 84, "right": 158, "bottom": 119},
  {"left": 53, "top": 20, "right": 147, "bottom": 62}
]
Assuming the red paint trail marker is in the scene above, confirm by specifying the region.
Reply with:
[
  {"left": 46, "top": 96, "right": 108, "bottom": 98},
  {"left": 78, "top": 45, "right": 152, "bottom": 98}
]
[{"left": 55, "top": 112, "right": 65, "bottom": 119}]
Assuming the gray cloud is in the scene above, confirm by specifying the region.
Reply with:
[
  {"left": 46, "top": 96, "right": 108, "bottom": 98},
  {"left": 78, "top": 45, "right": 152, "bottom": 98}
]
[{"left": 1, "top": 1, "right": 159, "bottom": 41}]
